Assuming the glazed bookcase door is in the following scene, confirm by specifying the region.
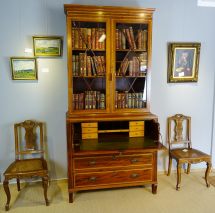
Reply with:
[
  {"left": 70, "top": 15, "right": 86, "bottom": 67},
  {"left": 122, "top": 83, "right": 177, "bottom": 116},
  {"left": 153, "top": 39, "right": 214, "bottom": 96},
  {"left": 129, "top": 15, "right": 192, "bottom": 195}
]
[
  {"left": 67, "top": 18, "right": 110, "bottom": 114},
  {"left": 111, "top": 19, "right": 152, "bottom": 112}
]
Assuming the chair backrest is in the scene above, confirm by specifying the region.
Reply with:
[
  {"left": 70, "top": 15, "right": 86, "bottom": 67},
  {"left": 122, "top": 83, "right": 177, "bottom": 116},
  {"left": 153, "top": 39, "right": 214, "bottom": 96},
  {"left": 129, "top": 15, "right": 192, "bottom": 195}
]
[
  {"left": 14, "top": 120, "right": 45, "bottom": 160},
  {"left": 167, "top": 114, "right": 191, "bottom": 150}
]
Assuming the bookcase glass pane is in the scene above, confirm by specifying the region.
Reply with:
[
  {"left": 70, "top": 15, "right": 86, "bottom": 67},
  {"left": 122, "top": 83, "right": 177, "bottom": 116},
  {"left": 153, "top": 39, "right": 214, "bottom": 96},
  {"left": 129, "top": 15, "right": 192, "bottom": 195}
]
[
  {"left": 71, "top": 21, "right": 106, "bottom": 110},
  {"left": 115, "top": 22, "right": 148, "bottom": 110}
]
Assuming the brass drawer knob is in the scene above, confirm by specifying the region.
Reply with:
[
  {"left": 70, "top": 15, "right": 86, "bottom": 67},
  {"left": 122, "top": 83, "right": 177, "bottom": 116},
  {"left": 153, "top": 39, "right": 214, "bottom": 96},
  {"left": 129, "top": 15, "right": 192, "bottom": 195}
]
[
  {"left": 89, "top": 160, "right": 96, "bottom": 166},
  {"left": 89, "top": 177, "right": 97, "bottom": 182},
  {"left": 131, "top": 158, "right": 139, "bottom": 163},
  {"left": 131, "top": 173, "right": 140, "bottom": 178}
]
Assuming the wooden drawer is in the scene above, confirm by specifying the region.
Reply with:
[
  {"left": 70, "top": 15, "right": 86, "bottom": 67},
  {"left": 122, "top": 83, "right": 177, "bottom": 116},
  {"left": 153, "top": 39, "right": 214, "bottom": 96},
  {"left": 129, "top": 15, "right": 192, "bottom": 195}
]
[
  {"left": 129, "top": 121, "right": 145, "bottom": 126},
  {"left": 74, "top": 154, "right": 152, "bottom": 170},
  {"left": 82, "top": 128, "right": 98, "bottom": 134},
  {"left": 129, "top": 131, "right": 144, "bottom": 137},
  {"left": 81, "top": 122, "right": 98, "bottom": 128},
  {"left": 82, "top": 133, "right": 98, "bottom": 139},
  {"left": 75, "top": 169, "right": 152, "bottom": 187},
  {"left": 129, "top": 125, "right": 144, "bottom": 131}
]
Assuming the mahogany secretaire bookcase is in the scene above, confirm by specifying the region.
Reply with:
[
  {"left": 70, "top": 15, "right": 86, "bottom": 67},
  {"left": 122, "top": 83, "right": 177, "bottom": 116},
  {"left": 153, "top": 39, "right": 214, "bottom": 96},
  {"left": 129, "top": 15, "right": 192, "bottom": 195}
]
[{"left": 64, "top": 4, "right": 162, "bottom": 202}]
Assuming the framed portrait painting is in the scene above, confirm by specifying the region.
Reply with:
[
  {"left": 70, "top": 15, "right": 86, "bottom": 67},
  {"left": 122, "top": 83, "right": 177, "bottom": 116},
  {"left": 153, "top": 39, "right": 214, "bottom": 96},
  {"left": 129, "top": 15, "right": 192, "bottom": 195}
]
[
  {"left": 167, "top": 43, "right": 201, "bottom": 83},
  {"left": 33, "top": 36, "right": 63, "bottom": 57},
  {"left": 10, "top": 57, "right": 38, "bottom": 80}
]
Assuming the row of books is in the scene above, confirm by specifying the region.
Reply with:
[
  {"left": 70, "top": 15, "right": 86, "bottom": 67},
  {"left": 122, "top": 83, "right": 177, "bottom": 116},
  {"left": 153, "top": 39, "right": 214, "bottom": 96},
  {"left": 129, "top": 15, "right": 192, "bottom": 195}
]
[
  {"left": 116, "top": 28, "right": 148, "bottom": 50},
  {"left": 73, "top": 91, "right": 105, "bottom": 110},
  {"left": 117, "top": 53, "right": 147, "bottom": 76},
  {"left": 115, "top": 91, "right": 145, "bottom": 109},
  {"left": 72, "top": 28, "right": 106, "bottom": 50},
  {"left": 72, "top": 54, "right": 106, "bottom": 76}
]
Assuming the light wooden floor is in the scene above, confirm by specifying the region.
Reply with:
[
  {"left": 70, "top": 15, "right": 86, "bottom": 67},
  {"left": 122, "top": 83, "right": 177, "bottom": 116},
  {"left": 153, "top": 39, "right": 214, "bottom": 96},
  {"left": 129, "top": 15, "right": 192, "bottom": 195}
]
[{"left": 1, "top": 172, "right": 215, "bottom": 213}]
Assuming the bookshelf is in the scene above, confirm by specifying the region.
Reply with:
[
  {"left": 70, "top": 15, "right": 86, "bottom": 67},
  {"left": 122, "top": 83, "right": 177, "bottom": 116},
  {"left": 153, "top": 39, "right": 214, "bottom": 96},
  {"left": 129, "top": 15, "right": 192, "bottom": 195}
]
[{"left": 64, "top": 4, "right": 162, "bottom": 203}]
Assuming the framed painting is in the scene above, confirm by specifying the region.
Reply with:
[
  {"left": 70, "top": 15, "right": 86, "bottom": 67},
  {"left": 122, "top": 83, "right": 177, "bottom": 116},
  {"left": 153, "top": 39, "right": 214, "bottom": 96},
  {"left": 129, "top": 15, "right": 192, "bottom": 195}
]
[
  {"left": 33, "top": 36, "right": 63, "bottom": 57},
  {"left": 10, "top": 57, "right": 38, "bottom": 80},
  {"left": 167, "top": 43, "right": 201, "bottom": 83}
]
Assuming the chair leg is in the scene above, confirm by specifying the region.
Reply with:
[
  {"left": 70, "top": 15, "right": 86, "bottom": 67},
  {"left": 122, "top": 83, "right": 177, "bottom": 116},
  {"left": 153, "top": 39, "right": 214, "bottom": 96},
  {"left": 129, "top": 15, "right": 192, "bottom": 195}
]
[
  {"left": 42, "top": 176, "right": 49, "bottom": 206},
  {"left": 17, "top": 178, "right": 21, "bottom": 191},
  {"left": 205, "top": 161, "right": 212, "bottom": 187},
  {"left": 3, "top": 180, "right": 11, "bottom": 211},
  {"left": 176, "top": 162, "right": 182, "bottom": 190},
  {"left": 186, "top": 163, "right": 191, "bottom": 174},
  {"left": 167, "top": 156, "right": 172, "bottom": 176}
]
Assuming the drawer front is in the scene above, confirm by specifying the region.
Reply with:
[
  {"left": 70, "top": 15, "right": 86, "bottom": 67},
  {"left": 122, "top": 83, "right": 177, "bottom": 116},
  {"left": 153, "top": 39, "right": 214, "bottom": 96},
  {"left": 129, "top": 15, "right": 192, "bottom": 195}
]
[
  {"left": 82, "top": 133, "right": 98, "bottom": 139},
  {"left": 74, "top": 154, "right": 152, "bottom": 170},
  {"left": 75, "top": 169, "right": 152, "bottom": 187},
  {"left": 81, "top": 122, "right": 98, "bottom": 128},
  {"left": 129, "top": 125, "right": 144, "bottom": 131},
  {"left": 82, "top": 127, "right": 98, "bottom": 134},
  {"left": 129, "top": 131, "right": 144, "bottom": 137},
  {"left": 129, "top": 121, "right": 145, "bottom": 126}
]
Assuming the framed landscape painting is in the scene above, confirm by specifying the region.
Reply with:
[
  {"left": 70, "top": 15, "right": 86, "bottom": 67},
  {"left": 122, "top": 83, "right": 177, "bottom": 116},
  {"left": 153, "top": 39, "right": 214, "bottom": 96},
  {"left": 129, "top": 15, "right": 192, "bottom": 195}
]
[
  {"left": 167, "top": 42, "right": 201, "bottom": 83},
  {"left": 33, "top": 36, "right": 63, "bottom": 57},
  {"left": 10, "top": 57, "right": 38, "bottom": 80}
]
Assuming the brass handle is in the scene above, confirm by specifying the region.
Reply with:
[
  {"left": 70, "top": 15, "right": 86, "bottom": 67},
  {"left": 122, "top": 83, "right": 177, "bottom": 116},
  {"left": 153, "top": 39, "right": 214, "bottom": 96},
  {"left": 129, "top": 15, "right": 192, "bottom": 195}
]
[
  {"left": 131, "top": 158, "right": 139, "bottom": 163},
  {"left": 131, "top": 173, "right": 140, "bottom": 178},
  {"left": 89, "top": 177, "right": 97, "bottom": 182},
  {"left": 89, "top": 160, "right": 96, "bottom": 166}
]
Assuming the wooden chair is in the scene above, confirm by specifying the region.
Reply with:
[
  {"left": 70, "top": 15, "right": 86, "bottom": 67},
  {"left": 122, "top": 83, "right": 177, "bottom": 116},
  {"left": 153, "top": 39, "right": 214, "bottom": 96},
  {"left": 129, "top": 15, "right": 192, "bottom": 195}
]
[
  {"left": 3, "top": 120, "right": 49, "bottom": 211},
  {"left": 167, "top": 114, "right": 211, "bottom": 190}
]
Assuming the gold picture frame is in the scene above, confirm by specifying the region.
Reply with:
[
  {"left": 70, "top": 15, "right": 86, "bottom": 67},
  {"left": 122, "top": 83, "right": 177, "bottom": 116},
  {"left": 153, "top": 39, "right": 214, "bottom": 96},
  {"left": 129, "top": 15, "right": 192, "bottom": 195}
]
[
  {"left": 33, "top": 36, "right": 63, "bottom": 57},
  {"left": 168, "top": 42, "right": 201, "bottom": 83},
  {"left": 10, "top": 57, "right": 38, "bottom": 80}
]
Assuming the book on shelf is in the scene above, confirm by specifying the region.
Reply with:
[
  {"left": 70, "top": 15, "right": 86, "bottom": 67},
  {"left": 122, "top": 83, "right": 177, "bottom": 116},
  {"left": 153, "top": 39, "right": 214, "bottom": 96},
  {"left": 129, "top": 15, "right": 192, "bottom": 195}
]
[
  {"left": 115, "top": 91, "right": 145, "bottom": 109},
  {"left": 73, "top": 91, "right": 106, "bottom": 110},
  {"left": 72, "top": 53, "right": 106, "bottom": 77},
  {"left": 99, "top": 93, "right": 105, "bottom": 109},
  {"left": 86, "top": 56, "right": 92, "bottom": 76},
  {"left": 129, "top": 27, "right": 136, "bottom": 49},
  {"left": 74, "top": 28, "right": 79, "bottom": 49},
  {"left": 116, "top": 29, "right": 119, "bottom": 50},
  {"left": 118, "top": 58, "right": 129, "bottom": 76},
  {"left": 121, "top": 29, "right": 126, "bottom": 49},
  {"left": 137, "top": 29, "right": 148, "bottom": 50},
  {"left": 142, "top": 30, "right": 148, "bottom": 51},
  {"left": 117, "top": 53, "right": 147, "bottom": 77},
  {"left": 116, "top": 28, "right": 147, "bottom": 50},
  {"left": 125, "top": 28, "right": 133, "bottom": 49},
  {"left": 87, "top": 28, "right": 92, "bottom": 49},
  {"left": 91, "top": 28, "right": 96, "bottom": 49},
  {"left": 72, "top": 27, "right": 106, "bottom": 50}
]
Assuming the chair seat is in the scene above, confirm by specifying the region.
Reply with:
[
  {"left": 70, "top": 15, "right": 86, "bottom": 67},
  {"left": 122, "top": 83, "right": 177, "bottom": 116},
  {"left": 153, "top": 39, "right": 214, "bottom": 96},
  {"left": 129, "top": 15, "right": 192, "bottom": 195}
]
[
  {"left": 171, "top": 148, "right": 211, "bottom": 161},
  {"left": 4, "top": 158, "right": 47, "bottom": 177}
]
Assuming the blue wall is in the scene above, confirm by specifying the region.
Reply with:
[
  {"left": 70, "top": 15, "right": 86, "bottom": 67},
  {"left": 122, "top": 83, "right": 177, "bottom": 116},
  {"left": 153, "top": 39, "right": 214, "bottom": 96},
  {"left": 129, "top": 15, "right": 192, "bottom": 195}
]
[{"left": 0, "top": 0, "right": 215, "bottom": 179}]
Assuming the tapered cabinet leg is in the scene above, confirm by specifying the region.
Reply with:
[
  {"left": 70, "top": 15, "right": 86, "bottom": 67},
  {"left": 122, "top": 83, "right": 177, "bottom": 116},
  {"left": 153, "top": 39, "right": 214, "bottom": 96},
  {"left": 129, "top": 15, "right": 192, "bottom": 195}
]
[
  {"left": 205, "top": 161, "right": 211, "bottom": 187},
  {"left": 152, "top": 184, "right": 157, "bottom": 194},
  {"left": 69, "top": 192, "right": 74, "bottom": 203},
  {"left": 167, "top": 156, "right": 172, "bottom": 176},
  {"left": 176, "top": 162, "right": 182, "bottom": 190},
  {"left": 17, "top": 178, "right": 21, "bottom": 191},
  {"left": 3, "top": 180, "right": 11, "bottom": 211},
  {"left": 42, "top": 176, "right": 49, "bottom": 206}
]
